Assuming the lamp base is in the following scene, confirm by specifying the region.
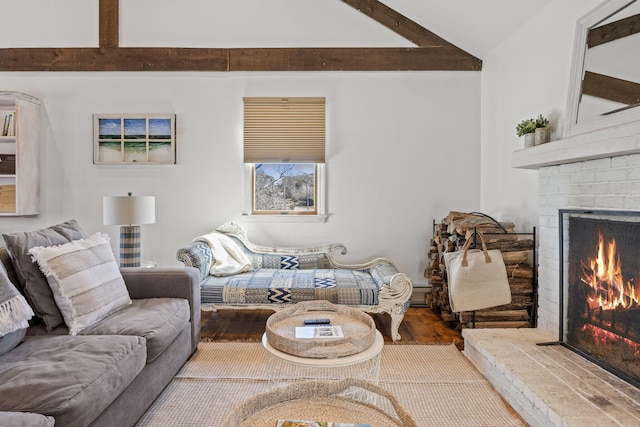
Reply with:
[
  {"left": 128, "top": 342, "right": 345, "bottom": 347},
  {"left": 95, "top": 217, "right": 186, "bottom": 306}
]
[{"left": 120, "top": 225, "right": 141, "bottom": 268}]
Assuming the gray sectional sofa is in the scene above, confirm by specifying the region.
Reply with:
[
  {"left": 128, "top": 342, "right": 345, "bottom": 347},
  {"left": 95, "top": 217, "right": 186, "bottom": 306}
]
[
  {"left": 176, "top": 221, "right": 413, "bottom": 341},
  {"left": 0, "top": 221, "right": 201, "bottom": 427}
]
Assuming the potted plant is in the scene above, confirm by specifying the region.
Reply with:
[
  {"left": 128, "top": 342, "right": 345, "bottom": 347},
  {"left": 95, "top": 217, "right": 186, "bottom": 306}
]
[
  {"left": 516, "top": 114, "right": 551, "bottom": 147},
  {"left": 534, "top": 114, "right": 551, "bottom": 145},
  {"left": 516, "top": 118, "right": 537, "bottom": 148}
]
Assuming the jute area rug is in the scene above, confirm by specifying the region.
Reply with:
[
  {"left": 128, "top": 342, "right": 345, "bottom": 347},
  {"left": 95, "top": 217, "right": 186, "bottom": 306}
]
[{"left": 135, "top": 342, "right": 524, "bottom": 427}]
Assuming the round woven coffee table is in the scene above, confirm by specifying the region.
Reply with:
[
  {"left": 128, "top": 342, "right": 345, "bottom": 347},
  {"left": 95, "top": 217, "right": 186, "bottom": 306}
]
[
  {"left": 265, "top": 301, "right": 377, "bottom": 359},
  {"left": 262, "top": 301, "right": 384, "bottom": 401}
]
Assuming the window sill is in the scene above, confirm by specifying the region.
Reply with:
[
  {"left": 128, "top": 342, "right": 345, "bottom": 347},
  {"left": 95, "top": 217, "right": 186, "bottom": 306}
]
[{"left": 241, "top": 213, "right": 328, "bottom": 223}]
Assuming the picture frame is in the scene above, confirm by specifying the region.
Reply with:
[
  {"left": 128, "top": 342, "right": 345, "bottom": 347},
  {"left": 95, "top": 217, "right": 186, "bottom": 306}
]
[{"left": 93, "top": 114, "right": 176, "bottom": 164}]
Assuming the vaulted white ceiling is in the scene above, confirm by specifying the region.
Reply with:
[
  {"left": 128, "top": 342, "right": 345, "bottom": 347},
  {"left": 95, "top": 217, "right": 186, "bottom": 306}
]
[
  {"left": 0, "top": 0, "right": 555, "bottom": 59},
  {"left": 382, "top": 0, "right": 556, "bottom": 57}
]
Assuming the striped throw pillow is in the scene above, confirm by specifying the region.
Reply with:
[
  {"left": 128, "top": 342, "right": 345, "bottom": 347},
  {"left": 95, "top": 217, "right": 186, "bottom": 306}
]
[{"left": 28, "top": 232, "right": 131, "bottom": 335}]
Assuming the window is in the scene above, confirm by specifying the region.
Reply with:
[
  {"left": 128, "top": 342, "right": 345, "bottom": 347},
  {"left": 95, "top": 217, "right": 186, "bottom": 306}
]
[
  {"left": 243, "top": 97, "right": 326, "bottom": 222},
  {"left": 252, "top": 163, "right": 316, "bottom": 215}
]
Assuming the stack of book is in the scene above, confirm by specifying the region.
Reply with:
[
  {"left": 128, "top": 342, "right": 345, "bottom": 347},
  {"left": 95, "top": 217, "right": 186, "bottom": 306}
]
[{"left": 2, "top": 113, "right": 15, "bottom": 137}]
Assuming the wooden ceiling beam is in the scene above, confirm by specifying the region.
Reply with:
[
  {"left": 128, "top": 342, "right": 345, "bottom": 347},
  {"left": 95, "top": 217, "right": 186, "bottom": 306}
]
[
  {"left": 230, "top": 47, "right": 480, "bottom": 71},
  {"left": 0, "top": 48, "right": 229, "bottom": 72},
  {"left": 582, "top": 71, "right": 640, "bottom": 105},
  {"left": 587, "top": 13, "right": 640, "bottom": 48},
  {"left": 0, "top": 47, "right": 480, "bottom": 71},
  {"left": 0, "top": 0, "right": 482, "bottom": 72},
  {"left": 340, "top": 0, "right": 453, "bottom": 48},
  {"left": 99, "top": 0, "right": 119, "bottom": 48}
]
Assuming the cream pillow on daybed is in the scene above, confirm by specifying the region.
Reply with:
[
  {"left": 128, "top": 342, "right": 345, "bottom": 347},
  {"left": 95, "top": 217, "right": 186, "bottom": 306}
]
[{"left": 28, "top": 232, "right": 131, "bottom": 335}]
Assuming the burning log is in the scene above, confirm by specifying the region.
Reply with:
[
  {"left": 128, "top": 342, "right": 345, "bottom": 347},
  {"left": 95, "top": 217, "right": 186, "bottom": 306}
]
[
  {"left": 577, "top": 228, "right": 640, "bottom": 311},
  {"left": 566, "top": 216, "right": 640, "bottom": 387}
]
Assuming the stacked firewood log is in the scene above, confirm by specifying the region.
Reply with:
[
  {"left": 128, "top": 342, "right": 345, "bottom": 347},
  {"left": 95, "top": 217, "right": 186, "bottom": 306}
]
[{"left": 425, "top": 211, "right": 536, "bottom": 330}]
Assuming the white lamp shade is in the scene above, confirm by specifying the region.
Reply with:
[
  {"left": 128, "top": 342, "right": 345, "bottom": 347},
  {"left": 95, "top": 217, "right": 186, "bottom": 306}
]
[{"left": 103, "top": 195, "right": 156, "bottom": 226}]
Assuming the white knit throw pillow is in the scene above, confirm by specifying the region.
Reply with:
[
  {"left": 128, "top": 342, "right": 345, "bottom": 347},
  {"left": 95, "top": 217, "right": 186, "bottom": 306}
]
[{"left": 28, "top": 232, "right": 131, "bottom": 335}]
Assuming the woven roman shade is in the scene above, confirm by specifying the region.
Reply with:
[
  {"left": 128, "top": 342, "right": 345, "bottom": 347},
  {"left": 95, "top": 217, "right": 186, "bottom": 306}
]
[{"left": 243, "top": 97, "right": 325, "bottom": 163}]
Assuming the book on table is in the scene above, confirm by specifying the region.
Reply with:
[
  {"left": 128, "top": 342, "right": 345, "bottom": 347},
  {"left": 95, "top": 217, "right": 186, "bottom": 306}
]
[
  {"left": 294, "top": 325, "right": 344, "bottom": 339},
  {"left": 276, "top": 420, "right": 371, "bottom": 427}
]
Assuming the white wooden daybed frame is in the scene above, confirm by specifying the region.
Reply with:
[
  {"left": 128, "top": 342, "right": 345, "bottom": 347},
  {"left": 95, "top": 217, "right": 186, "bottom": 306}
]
[{"left": 177, "top": 222, "right": 413, "bottom": 341}]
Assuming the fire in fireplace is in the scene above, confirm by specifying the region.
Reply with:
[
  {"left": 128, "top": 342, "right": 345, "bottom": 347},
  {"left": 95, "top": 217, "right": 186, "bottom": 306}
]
[{"left": 566, "top": 214, "right": 640, "bottom": 387}]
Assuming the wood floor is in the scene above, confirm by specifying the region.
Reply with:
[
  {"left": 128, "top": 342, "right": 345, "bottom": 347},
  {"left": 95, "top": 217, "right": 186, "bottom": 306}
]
[{"left": 200, "top": 306, "right": 464, "bottom": 349}]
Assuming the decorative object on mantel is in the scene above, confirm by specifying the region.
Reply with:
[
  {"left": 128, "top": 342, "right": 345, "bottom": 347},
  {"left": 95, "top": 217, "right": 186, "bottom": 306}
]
[
  {"left": 103, "top": 192, "right": 156, "bottom": 267},
  {"left": 534, "top": 114, "right": 551, "bottom": 145},
  {"left": 516, "top": 114, "right": 551, "bottom": 147},
  {"left": 516, "top": 118, "right": 537, "bottom": 148}
]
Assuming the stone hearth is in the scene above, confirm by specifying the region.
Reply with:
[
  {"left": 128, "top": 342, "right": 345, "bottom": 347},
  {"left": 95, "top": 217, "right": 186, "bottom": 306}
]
[{"left": 462, "top": 328, "right": 640, "bottom": 426}]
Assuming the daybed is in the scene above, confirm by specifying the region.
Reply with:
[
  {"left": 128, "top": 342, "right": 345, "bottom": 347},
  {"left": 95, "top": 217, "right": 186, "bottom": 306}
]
[
  {"left": 176, "top": 222, "right": 412, "bottom": 341},
  {"left": 0, "top": 220, "right": 200, "bottom": 427}
]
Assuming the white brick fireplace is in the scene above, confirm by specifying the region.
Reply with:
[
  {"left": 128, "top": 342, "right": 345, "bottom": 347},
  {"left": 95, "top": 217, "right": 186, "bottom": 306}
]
[{"left": 463, "top": 117, "right": 640, "bottom": 426}]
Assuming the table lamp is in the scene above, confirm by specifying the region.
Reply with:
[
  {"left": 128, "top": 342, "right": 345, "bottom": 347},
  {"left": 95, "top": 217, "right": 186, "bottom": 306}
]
[{"left": 103, "top": 192, "right": 156, "bottom": 267}]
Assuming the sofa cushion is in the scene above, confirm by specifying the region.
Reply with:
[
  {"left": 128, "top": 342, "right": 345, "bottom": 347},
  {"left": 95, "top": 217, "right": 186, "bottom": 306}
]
[
  {"left": 0, "top": 411, "right": 55, "bottom": 427},
  {"left": 2, "top": 220, "right": 86, "bottom": 331},
  {"left": 81, "top": 298, "right": 190, "bottom": 362},
  {"left": 28, "top": 232, "right": 131, "bottom": 335},
  {"left": 0, "top": 334, "right": 146, "bottom": 427},
  {"left": 200, "top": 268, "right": 379, "bottom": 305}
]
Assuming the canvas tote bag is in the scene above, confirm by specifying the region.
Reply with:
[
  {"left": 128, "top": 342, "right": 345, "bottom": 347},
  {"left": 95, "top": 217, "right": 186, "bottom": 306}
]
[{"left": 443, "top": 232, "right": 511, "bottom": 313}]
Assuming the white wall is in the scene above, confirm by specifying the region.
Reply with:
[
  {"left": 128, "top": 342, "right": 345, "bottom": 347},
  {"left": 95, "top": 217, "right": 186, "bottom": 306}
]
[
  {"left": 479, "top": 0, "right": 603, "bottom": 231},
  {"left": 0, "top": 71, "right": 480, "bottom": 285}
]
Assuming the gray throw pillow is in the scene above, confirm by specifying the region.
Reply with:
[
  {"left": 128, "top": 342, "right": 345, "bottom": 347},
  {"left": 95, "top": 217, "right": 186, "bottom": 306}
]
[{"left": 3, "top": 220, "right": 86, "bottom": 331}]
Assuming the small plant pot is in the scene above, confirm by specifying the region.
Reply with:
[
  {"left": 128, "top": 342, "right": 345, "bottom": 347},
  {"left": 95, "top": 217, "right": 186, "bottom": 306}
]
[
  {"left": 535, "top": 127, "right": 551, "bottom": 145},
  {"left": 524, "top": 133, "right": 535, "bottom": 148}
]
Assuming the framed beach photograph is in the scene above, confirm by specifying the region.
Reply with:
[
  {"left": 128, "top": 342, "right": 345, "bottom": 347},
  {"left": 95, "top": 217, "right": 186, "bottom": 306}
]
[{"left": 93, "top": 114, "right": 176, "bottom": 164}]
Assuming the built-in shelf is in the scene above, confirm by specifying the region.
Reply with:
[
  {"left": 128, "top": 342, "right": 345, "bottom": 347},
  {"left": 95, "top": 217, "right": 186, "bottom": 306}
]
[{"left": 0, "top": 91, "right": 40, "bottom": 216}]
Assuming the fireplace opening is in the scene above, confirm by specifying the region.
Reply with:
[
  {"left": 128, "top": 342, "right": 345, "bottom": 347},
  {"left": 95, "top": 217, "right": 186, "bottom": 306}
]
[{"left": 564, "top": 213, "right": 640, "bottom": 388}]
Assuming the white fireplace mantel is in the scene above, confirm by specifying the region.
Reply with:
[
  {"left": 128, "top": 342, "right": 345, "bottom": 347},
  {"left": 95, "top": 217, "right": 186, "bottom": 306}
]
[{"left": 512, "top": 112, "right": 640, "bottom": 170}]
